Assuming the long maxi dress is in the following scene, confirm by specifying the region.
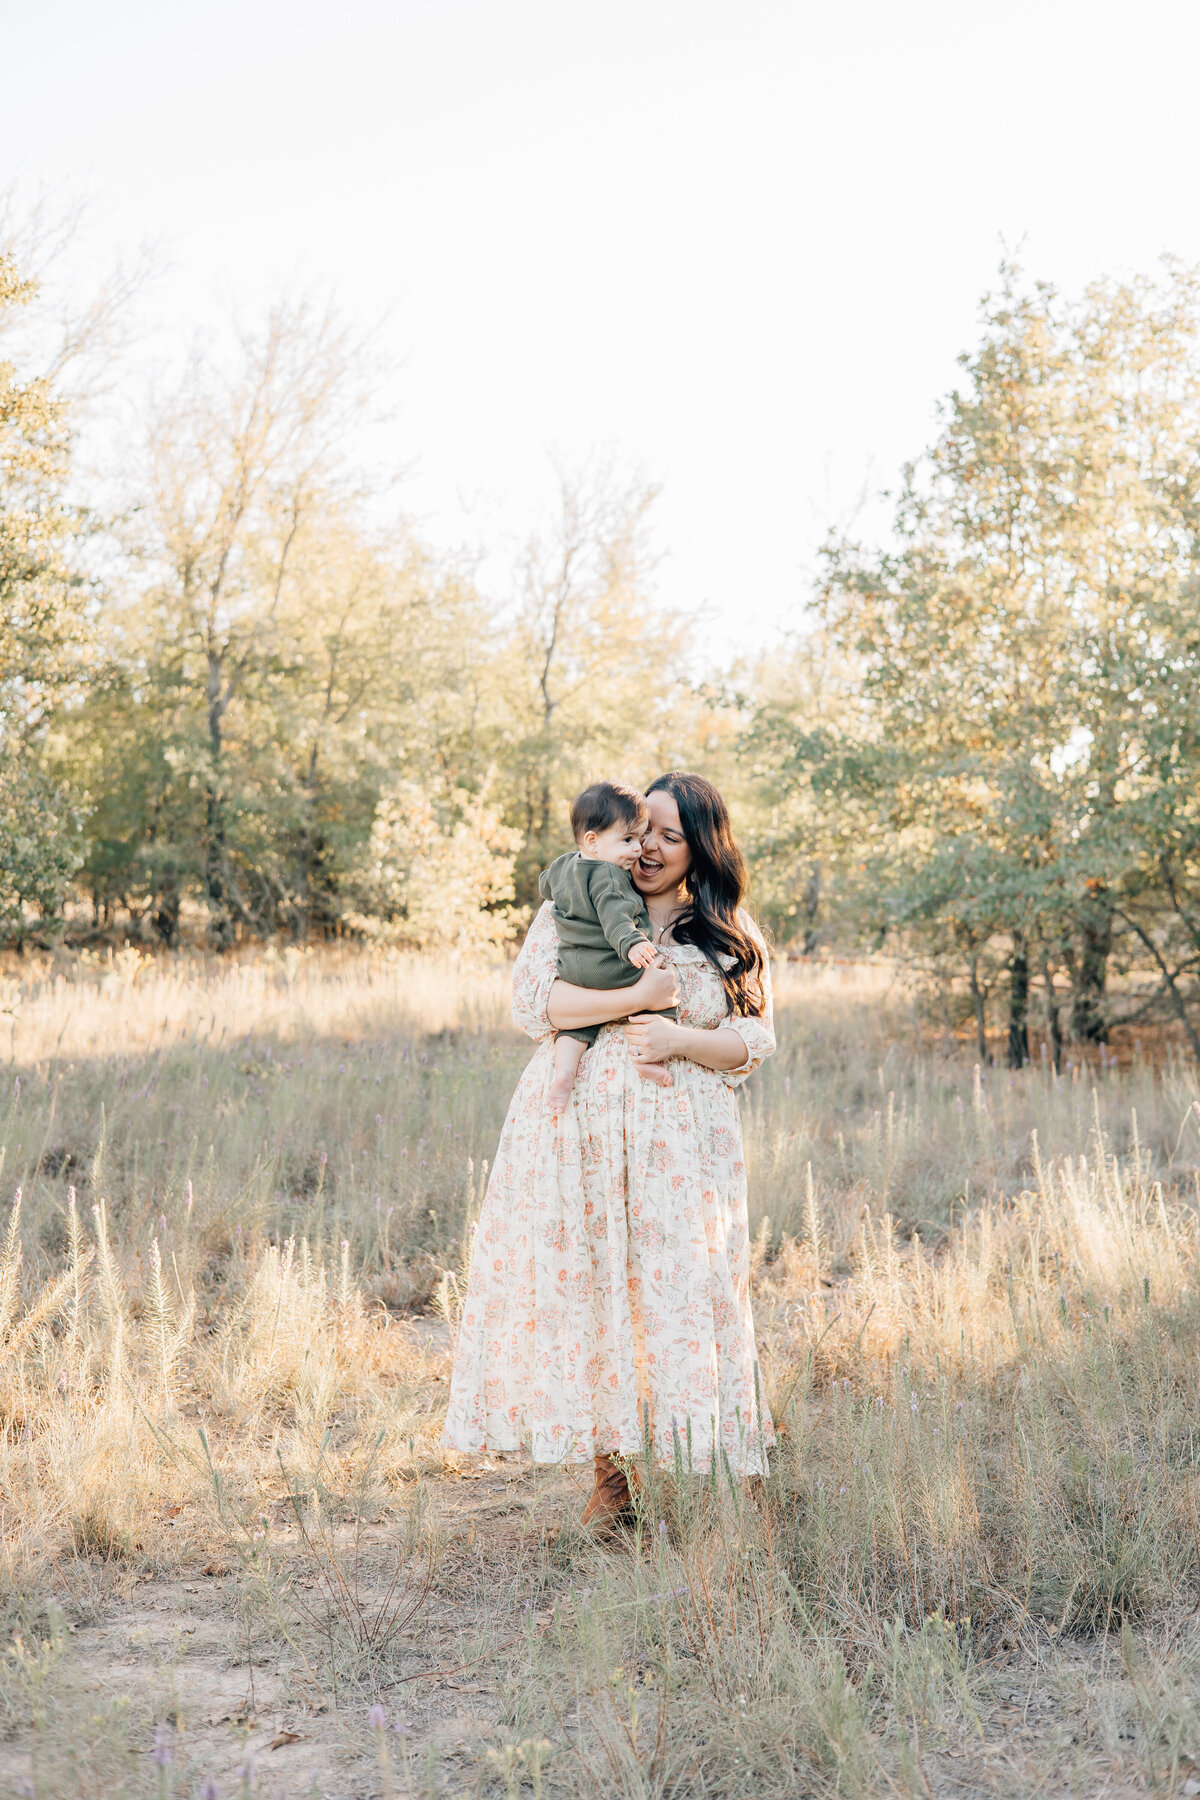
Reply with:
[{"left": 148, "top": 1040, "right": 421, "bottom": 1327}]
[{"left": 442, "top": 902, "right": 776, "bottom": 1475}]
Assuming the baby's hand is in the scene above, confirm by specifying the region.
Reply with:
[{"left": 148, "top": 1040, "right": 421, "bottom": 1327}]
[{"left": 627, "top": 939, "right": 658, "bottom": 969}]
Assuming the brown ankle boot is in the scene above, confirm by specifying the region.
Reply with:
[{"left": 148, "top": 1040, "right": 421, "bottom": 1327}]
[{"left": 581, "top": 1453, "right": 637, "bottom": 1529}]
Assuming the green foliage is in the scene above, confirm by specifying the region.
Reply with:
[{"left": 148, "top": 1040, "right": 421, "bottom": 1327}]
[
  {"left": 754, "top": 262, "right": 1200, "bottom": 1055},
  {"left": 67, "top": 417, "right": 705, "bottom": 947},
  {"left": 70, "top": 506, "right": 494, "bottom": 943},
  {"left": 350, "top": 778, "right": 521, "bottom": 951},
  {"left": 0, "top": 254, "right": 84, "bottom": 723},
  {"left": 0, "top": 763, "right": 82, "bottom": 935},
  {"left": 0, "top": 251, "right": 88, "bottom": 935}
]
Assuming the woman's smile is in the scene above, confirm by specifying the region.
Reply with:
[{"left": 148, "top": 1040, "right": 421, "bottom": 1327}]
[{"left": 634, "top": 789, "right": 691, "bottom": 897}]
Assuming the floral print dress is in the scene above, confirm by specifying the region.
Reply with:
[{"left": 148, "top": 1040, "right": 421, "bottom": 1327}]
[{"left": 443, "top": 902, "right": 776, "bottom": 1474}]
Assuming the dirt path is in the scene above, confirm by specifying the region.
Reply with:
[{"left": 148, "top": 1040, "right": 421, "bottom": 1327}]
[{"left": 0, "top": 1454, "right": 588, "bottom": 1799}]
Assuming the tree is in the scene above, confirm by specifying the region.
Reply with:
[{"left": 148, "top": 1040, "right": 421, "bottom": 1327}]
[
  {"left": 70, "top": 292, "right": 503, "bottom": 946},
  {"left": 74, "top": 497, "right": 495, "bottom": 943},
  {"left": 349, "top": 779, "right": 520, "bottom": 953},
  {"left": 760, "top": 263, "right": 1200, "bottom": 1057},
  {"left": 733, "top": 629, "right": 866, "bottom": 951},
  {"left": 248, "top": 516, "right": 498, "bottom": 939},
  {"left": 125, "top": 300, "right": 377, "bottom": 944},
  {"left": 0, "top": 250, "right": 87, "bottom": 936},
  {"left": 493, "top": 457, "right": 699, "bottom": 903},
  {"left": 75, "top": 298, "right": 394, "bottom": 943}
]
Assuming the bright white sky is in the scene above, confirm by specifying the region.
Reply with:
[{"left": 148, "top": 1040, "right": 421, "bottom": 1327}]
[{"left": 6, "top": 0, "right": 1200, "bottom": 659}]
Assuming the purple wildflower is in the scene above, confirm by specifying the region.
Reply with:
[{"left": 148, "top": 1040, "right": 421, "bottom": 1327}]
[{"left": 368, "top": 1703, "right": 387, "bottom": 1728}]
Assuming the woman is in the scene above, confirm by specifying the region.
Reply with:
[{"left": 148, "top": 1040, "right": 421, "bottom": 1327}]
[{"left": 443, "top": 772, "right": 776, "bottom": 1523}]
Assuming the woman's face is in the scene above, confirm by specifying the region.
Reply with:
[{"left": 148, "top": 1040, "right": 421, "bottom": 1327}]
[{"left": 634, "top": 788, "right": 691, "bottom": 897}]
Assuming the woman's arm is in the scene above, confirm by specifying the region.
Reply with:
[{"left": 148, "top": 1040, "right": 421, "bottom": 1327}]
[
  {"left": 510, "top": 904, "right": 566, "bottom": 1041},
  {"left": 624, "top": 915, "right": 776, "bottom": 1081},
  {"left": 547, "top": 961, "right": 679, "bottom": 1031},
  {"left": 624, "top": 1014, "right": 751, "bottom": 1071}
]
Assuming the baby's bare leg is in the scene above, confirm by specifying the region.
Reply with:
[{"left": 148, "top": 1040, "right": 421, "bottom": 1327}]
[{"left": 548, "top": 1035, "right": 588, "bottom": 1115}]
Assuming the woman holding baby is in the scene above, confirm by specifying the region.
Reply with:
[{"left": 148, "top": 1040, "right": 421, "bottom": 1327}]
[{"left": 443, "top": 770, "right": 775, "bottom": 1525}]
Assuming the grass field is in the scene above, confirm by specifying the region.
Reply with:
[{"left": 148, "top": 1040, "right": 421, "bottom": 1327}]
[{"left": 1, "top": 945, "right": 1199, "bottom": 1798}]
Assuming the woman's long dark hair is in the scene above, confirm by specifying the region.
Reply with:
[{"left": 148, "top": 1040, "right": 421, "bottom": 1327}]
[{"left": 646, "top": 771, "right": 766, "bottom": 1018}]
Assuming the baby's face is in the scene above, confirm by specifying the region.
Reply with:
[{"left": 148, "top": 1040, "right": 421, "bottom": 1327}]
[{"left": 580, "top": 819, "right": 645, "bottom": 870}]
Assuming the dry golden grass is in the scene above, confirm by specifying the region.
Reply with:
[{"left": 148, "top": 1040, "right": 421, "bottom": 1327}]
[{"left": 0, "top": 946, "right": 1198, "bottom": 1796}]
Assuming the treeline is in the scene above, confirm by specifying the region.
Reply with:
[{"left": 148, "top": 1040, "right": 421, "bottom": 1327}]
[
  {"left": 3, "top": 229, "right": 1200, "bottom": 1059},
  {"left": 1, "top": 261, "right": 706, "bottom": 954}
]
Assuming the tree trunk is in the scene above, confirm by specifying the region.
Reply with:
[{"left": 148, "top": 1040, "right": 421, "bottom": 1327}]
[
  {"left": 1070, "top": 886, "right": 1112, "bottom": 1042},
  {"left": 204, "top": 791, "right": 235, "bottom": 949},
  {"left": 204, "top": 650, "right": 235, "bottom": 949},
  {"left": 802, "top": 861, "right": 822, "bottom": 955},
  {"left": 297, "top": 827, "right": 337, "bottom": 941},
  {"left": 293, "top": 741, "right": 321, "bottom": 943},
  {"left": 1113, "top": 905, "right": 1200, "bottom": 1063},
  {"left": 1007, "top": 935, "right": 1030, "bottom": 1068},
  {"left": 968, "top": 952, "right": 989, "bottom": 1063},
  {"left": 1156, "top": 962, "right": 1200, "bottom": 1061},
  {"left": 537, "top": 775, "right": 553, "bottom": 866},
  {"left": 153, "top": 872, "right": 180, "bottom": 948},
  {"left": 1040, "top": 949, "right": 1063, "bottom": 1074}
]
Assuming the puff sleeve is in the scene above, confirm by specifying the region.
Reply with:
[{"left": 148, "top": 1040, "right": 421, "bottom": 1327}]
[{"left": 510, "top": 901, "right": 562, "bottom": 1042}]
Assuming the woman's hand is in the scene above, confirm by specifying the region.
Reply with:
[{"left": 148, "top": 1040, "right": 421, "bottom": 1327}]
[
  {"left": 546, "top": 957, "right": 680, "bottom": 1033},
  {"left": 626, "top": 1011, "right": 683, "bottom": 1064},
  {"left": 629, "top": 961, "right": 680, "bottom": 1013}
]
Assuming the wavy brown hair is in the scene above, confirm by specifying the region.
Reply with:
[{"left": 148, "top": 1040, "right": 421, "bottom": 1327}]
[{"left": 645, "top": 771, "right": 766, "bottom": 1018}]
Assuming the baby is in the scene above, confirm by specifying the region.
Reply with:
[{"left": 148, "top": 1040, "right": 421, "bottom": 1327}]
[{"left": 539, "top": 780, "right": 678, "bottom": 1115}]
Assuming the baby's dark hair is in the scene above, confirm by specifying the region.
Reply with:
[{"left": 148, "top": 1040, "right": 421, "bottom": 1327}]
[{"left": 570, "top": 780, "right": 649, "bottom": 843}]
